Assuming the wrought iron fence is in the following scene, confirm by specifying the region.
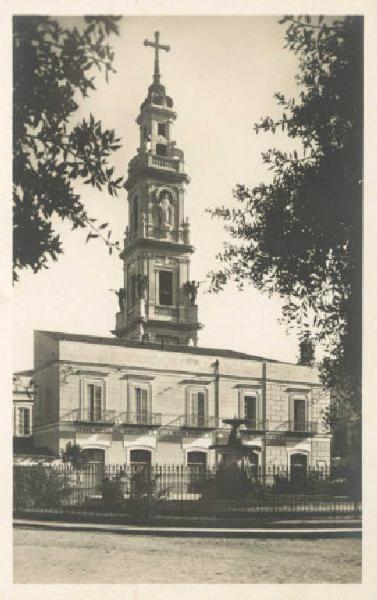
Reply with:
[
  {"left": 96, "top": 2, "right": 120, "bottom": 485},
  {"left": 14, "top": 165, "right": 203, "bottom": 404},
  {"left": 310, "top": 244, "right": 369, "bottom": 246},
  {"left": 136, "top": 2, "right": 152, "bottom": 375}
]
[{"left": 13, "top": 463, "right": 361, "bottom": 520}]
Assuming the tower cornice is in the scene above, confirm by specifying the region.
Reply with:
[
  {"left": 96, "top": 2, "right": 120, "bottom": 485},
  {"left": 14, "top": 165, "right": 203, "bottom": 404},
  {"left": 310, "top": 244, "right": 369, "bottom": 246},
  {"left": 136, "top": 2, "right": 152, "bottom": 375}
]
[
  {"left": 120, "top": 238, "right": 195, "bottom": 260},
  {"left": 125, "top": 161, "right": 189, "bottom": 191}
]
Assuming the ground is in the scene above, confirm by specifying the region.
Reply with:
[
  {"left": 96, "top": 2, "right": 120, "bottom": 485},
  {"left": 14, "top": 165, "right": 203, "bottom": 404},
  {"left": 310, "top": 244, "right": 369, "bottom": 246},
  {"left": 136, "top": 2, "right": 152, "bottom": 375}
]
[{"left": 13, "top": 527, "right": 361, "bottom": 584}]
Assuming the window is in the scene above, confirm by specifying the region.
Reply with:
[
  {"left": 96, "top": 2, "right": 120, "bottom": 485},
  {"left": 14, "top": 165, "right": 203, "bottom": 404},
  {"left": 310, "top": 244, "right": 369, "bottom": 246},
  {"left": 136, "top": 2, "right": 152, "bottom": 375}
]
[
  {"left": 135, "top": 387, "right": 149, "bottom": 424},
  {"left": 16, "top": 407, "right": 31, "bottom": 436},
  {"left": 87, "top": 384, "right": 102, "bottom": 421},
  {"left": 159, "top": 270, "right": 173, "bottom": 306},
  {"left": 82, "top": 448, "right": 105, "bottom": 466},
  {"left": 293, "top": 398, "right": 306, "bottom": 432},
  {"left": 187, "top": 451, "right": 207, "bottom": 468},
  {"left": 158, "top": 122, "right": 166, "bottom": 137},
  {"left": 244, "top": 395, "right": 256, "bottom": 427},
  {"left": 238, "top": 388, "right": 261, "bottom": 428},
  {"left": 156, "top": 143, "right": 167, "bottom": 156},
  {"left": 130, "top": 449, "right": 151, "bottom": 465},
  {"left": 186, "top": 389, "right": 208, "bottom": 427}
]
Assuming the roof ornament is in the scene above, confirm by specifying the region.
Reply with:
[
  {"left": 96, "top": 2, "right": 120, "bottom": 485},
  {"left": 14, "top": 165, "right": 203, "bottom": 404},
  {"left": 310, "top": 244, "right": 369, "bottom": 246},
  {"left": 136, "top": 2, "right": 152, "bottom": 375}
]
[{"left": 144, "top": 31, "right": 170, "bottom": 85}]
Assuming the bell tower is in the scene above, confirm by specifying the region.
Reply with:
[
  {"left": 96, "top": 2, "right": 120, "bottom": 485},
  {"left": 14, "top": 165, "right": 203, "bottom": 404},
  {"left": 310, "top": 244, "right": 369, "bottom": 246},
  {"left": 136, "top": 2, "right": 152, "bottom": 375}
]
[{"left": 114, "top": 32, "right": 202, "bottom": 346}]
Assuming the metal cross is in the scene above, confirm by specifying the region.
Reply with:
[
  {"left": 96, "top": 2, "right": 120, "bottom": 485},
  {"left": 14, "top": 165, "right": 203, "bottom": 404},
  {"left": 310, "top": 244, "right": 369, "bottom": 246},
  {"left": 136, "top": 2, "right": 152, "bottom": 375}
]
[{"left": 144, "top": 31, "right": 170, "bottom": 85}]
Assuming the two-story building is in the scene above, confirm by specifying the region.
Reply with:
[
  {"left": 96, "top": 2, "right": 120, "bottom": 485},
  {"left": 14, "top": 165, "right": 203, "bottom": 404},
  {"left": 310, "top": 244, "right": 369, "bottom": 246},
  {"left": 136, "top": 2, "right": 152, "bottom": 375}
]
[{"left": 32, "top": 330, "right": 331, "bottom": 473}]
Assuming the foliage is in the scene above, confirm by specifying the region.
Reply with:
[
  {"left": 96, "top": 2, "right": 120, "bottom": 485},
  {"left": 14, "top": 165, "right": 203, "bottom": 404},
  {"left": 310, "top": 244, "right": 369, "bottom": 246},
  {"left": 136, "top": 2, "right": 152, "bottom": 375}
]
[
  {"left": 61, "top": 442, "right": 88, "bottom": 470},
  {"left": 14, "top": 465, "right": 72, "bottom": 509},
  {"left": 193, "top": 463, "right": 257, "bottom": 500},
  {"left": 298, "top": 331, "right": 315, "bottom": 366},
  {"left": 13, "top": 15, "right": 124, "bottom": 281},
  {"left": 207, "top": 16, "right": 362, "bottom": 413},
  {"left": 101, "top": 476, "right": 124, "bottom": 510}
]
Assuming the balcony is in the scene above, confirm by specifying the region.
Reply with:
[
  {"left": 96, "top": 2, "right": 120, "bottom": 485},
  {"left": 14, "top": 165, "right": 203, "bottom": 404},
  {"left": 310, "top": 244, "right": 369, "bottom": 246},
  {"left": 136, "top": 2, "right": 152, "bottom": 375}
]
[
  {"left": 277, "top": 420, "right": 318, "bottom": 435},
  {"left": 240, "top": 419, "right": 268, "bottom": 432},
  {"left": 180, "top": 414, "right": 219, "bottom": 430},
  {"left": 154, "top": 306, "right": 179, "bottom": 319},
  {"left": 60, "top": 409, "right": 116, "bottom": 432},
  {"left": 128, "top": 152, "right": 183, "bottom": 178},
  {"left": 116, "top": 412, "right": 162, "bottom": 428}
]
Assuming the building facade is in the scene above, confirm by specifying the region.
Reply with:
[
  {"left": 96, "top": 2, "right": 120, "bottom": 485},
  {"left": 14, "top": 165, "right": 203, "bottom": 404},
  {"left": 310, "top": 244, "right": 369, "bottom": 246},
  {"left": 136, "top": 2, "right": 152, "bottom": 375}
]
[{"left": 32, "top": 330, "right": 331, "bottom": 472}]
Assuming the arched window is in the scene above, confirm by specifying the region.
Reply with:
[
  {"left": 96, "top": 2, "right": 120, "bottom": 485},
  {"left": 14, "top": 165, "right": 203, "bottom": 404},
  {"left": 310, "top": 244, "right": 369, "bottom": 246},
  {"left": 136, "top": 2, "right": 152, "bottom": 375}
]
[
  {"left": 130, "top": 449, "right": 151, "bottom": 466},
  {"left": 82, "top": 448, "right": 105, "bottom": 466},
  {"left": 187, "top": 451, "right": 207, "bottom": 468}
]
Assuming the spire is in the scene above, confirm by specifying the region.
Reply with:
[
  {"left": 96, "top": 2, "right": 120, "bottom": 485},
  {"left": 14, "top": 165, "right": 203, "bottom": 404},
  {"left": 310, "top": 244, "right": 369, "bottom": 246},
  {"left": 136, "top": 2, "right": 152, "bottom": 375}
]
[{"left": 144, "top": 31, "right": 170, "bottom": 86}]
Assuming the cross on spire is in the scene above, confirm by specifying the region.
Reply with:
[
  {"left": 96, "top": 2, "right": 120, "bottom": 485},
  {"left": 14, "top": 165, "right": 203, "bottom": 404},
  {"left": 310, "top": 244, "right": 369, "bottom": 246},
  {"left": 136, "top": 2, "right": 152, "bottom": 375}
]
[{"left": 144, "top": 31, "right": 170, "bottom": 85}]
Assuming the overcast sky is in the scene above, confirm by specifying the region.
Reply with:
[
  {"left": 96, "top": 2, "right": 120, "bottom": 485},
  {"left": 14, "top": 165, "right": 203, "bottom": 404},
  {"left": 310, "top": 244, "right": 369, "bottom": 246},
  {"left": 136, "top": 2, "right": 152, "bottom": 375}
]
[{"left": 13, "top": 15, "right": 305, "bottom": 371}]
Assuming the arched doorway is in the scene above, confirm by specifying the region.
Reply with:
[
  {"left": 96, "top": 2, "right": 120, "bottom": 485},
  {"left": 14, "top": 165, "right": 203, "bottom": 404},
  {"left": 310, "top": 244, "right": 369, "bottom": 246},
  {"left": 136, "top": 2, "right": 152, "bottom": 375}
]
[
  {"left": 187, "top": 451, "right": 207, "bottom": 493},
  {"left": 290, "top": 453, "right": 308, "bottom": 484},
  {"left": 129, "top": 449, "right": 152, "bottom": 500},
  {"left": 81, "top": 448, "right": 106, "bottom": 493}
]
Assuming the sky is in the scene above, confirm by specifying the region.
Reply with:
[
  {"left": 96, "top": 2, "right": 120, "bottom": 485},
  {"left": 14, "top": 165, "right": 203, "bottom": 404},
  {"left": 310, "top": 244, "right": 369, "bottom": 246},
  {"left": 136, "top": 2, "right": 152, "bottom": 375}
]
[{"left": 13, "top": 15, "right": 304, "bottom": 371}]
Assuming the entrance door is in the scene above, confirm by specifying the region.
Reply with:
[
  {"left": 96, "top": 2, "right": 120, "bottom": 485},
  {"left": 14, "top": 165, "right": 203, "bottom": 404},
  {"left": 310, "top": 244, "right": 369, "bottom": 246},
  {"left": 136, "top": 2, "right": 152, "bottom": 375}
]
[
  {"left": 293, "top": 399, "right": 306, "bottom": 432},
  {"left": 290, "top": 453, "right": 308, "bottom": 483}
]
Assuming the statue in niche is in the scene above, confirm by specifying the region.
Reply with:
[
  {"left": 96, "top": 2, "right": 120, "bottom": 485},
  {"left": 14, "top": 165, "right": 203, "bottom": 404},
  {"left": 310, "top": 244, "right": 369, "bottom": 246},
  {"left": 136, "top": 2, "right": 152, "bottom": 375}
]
[
  {"left": 184, "top": 280, "right": 201, "bottom": 306},
  {"left": 110, "top": 287, "right": 126, "bottom": 311},
  {"left": 158, "top": 190, "right": 174, "bottom": 227},
  {"left": 137, "top": 274, "right": 148, "bottom": 299}
]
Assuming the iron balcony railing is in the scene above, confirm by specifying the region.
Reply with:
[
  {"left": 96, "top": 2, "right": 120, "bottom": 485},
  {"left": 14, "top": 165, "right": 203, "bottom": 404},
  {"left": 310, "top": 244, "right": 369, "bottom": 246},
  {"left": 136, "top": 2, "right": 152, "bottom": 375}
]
[
  {"left": 116, "top": 412, "right": 162, "bottom": 427},
  {"left": 61, "top": 409, "right": 117, "bottom": 425},
  {"left": 241, "top": 419, "right": 268, "bottom": 431},
  {"left": 180, "top": 414, "right": 219, "bottom": 429},
  {"left": 280, "top": 420, "right": 319, "bottom": 434}
]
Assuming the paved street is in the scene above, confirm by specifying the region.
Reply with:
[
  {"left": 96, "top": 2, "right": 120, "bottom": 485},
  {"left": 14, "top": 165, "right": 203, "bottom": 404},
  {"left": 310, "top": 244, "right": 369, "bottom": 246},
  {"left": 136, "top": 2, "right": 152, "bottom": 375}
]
[{"left": 14, "top": 527, "right": 361, "bottom": 584}]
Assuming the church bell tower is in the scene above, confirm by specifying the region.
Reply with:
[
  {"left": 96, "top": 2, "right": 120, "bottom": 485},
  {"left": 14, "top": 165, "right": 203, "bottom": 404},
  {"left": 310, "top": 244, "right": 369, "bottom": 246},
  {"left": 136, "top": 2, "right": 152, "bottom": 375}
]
[{"left": 114, "top": 32, "right": 202, "bottom": 346}]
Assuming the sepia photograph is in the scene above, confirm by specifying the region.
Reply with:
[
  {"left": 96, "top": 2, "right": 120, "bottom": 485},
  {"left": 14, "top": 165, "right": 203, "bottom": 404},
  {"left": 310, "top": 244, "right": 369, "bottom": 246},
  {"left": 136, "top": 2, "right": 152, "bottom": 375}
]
[{"left": 7, "top": 6, "right": 365, "bottom": 589}]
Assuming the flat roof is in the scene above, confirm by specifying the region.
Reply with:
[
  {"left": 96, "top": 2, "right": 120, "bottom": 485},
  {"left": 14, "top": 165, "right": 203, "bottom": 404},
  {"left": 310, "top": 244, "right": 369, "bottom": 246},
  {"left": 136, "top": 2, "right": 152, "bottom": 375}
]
[{"left": 36, "top": 330, "right": 283, "bottom": 363}]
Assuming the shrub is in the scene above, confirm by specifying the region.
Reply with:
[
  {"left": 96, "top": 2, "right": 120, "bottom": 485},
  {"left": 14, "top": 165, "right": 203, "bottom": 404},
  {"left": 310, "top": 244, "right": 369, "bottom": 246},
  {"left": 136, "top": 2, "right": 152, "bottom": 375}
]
[{"left": 14, "top": 465, "right": 72, "bottom": 509}]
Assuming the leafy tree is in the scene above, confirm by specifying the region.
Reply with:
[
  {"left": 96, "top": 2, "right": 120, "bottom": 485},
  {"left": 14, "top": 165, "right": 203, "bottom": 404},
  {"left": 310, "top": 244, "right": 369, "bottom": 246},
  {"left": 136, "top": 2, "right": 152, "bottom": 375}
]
[
  {"left": 13, "top": 16, "right": 124, "bottom": 281},
  {"left": 207, "top": 16, "right": 362, "bottom": 414},
  {"left": 61, "top": 442, "right": 88, "bottom": 470},
  {"left": 298, "top": 331, "right": 315, "bottom": 366}
]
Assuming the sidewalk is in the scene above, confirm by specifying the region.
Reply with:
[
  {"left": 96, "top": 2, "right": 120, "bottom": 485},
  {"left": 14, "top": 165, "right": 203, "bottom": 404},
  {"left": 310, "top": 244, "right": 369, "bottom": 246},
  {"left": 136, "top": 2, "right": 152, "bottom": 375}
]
[{"left": 14, "top": 518, "right": 362, "bottom": 538}]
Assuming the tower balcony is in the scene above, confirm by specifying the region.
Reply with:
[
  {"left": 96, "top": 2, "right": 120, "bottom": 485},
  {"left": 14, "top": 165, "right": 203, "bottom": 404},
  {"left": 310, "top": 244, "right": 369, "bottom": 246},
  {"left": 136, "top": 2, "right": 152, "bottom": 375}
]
[
  {"left": 147, "top": 304, "right": 198, "bottom": 324},
  {"left": 128, "top": 152, "right": 185, "bottom": 178}
]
